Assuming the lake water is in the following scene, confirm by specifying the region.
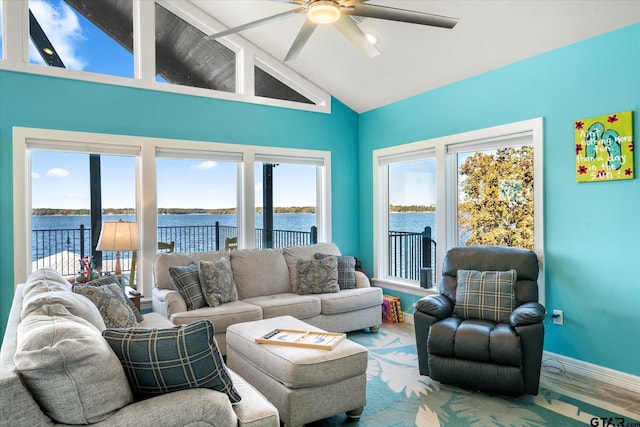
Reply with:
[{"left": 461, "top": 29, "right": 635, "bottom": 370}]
[{"left": 32, "top": 212, "right": 435, "bottom": 261}]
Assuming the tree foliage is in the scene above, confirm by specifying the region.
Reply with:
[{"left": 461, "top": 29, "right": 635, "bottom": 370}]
[{"left": 458, "top": 146, "right": 534, "bottom": 249}]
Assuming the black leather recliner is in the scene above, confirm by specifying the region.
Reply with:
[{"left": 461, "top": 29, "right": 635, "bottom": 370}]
[{"left": 414, "top": 245, "right": 545, "bottom": 396}]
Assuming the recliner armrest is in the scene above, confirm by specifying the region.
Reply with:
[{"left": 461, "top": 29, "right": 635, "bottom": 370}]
[
  {"left": 415, "top": 294, "right": 454, "bottom": 319},
  {"left": 510, "top": 302, "right": 545, "bottom": 326}
]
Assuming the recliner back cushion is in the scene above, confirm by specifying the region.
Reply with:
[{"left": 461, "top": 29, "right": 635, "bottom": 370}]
[
  {"left": 231, "top": 248, "right": 290, "bottom": 299},
  {"left": 440, "top": 246, "right": 539, "bottom": 306}
]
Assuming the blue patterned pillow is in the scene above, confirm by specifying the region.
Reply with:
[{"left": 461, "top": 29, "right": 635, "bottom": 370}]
[
  {"left": 169, "top": 262, "right": 206, "bottom": 311},
  {"left": 454, "top": 269, "right": 516, "bottom": 323},
  {"left": 297, "top": 256, "right": 339, "bottom": 295},
  {"left": 315, "top": 253, "right": 356, "bottom": 289},
  {"left": 102, "top": 320, "right": 241, "bottom": 403},
  {"left": 73, "top": 282, "right": 138, "bottom": 328},
  {"left": 199, "top": 258, "right": 238, "bottom": 307},
  {"left": 85, "top": 275, "right": 143, "bottom": 322}
]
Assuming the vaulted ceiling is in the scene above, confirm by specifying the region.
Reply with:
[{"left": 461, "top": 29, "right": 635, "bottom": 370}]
[{"left": 63, "top": 1, "right": 640, "bottom": 113}]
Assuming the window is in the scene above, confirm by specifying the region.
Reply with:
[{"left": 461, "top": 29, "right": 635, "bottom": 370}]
[
  {"left": 14, "top": 127, "right": 331, "bottom": 302},
  {"left": 156, "top": 155, "right": 240, "bottom": 252},
  {"left": 254, "top": 160, "right": 320, "bottom": 249},
  {"left": 373, "top": 119, "right": 544, "bottom": 299},
  {"left": 30, "top": 150, "right": 137, "bottom": 277},
  {"left": 28, "top": 0, "right": 134, "bottom": 77}
]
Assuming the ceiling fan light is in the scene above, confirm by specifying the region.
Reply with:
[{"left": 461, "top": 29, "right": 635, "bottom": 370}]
[{"left": 308, "top": 1, "right": 341, "bottom": 25}]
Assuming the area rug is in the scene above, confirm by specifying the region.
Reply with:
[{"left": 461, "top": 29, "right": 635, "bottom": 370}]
[{"left": 309, "top": 324, "right": 639, "bottom": 427}]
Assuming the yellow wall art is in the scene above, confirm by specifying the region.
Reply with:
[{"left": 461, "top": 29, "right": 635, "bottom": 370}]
[{"left": 575, "top": 111, "right": 634, "bottom": 182}]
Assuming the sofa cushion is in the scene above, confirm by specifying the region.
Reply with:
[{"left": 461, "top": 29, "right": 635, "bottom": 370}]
[
  {"left": 21, "top": 290, "right": 106, "bottom": 331},
  {"left": 199, "top": 258, "right": 238, "bottom": 307},
  {"left": 154, "top": 250, "right": 228, "bottom": 290},
  {"left": 14, "top": 304, "right": 134, "bottom": 424},
  {"left": 169, "top": 262, "right": 207, "bottom": 311},
  {"left": 315, "top": 287, "right": 383, "bottom": 315},
  {"left": 315, "top": 253, "right": 356, "bottom": 290},
  {"left": 243, "top": 293, "right": 322, "bottom": 320},
  {"left": 297, "top": 257, "right": 339, "bottom": 295},
  {"left": 283, "top": 243, "right": 341, "bottom": 293},
  {"left": 102, "top": 320, "right": 241, "bottom": 404},
  {"left": 170, "top": 300, "right": 264, "bottom": 330},
  {"left": 73, "top": 282, "right": 138, "bottom": 328},
  {"left": 454, "top": 269, "right": 516, "bottom": 323},
  {"left": 85, "top": 275, "right": 143, "bottom": 322},
  {"left": 231, "top": 248, "right": 290, "bottom": 299},
  {"left": 22, "top": 268, "right": 73, "bottom": 304}
]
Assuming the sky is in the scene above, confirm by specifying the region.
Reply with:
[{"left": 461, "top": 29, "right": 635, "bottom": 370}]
[{"left": 20, "top": 0, "right": 435, "bottom": 209}]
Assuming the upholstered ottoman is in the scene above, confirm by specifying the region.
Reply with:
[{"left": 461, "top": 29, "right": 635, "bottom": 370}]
[{"left": 226, "top": 316, "right": 368, "bottom": 427}]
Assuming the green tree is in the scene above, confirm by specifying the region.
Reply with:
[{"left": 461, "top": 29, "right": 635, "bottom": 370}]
[{"left": 458, "top": 146, "right": 534, "bottom": 249}]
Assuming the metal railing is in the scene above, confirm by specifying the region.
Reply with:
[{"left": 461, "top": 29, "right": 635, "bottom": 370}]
[
  {"left": 388, "top": 226, "right": 437, "bottom": 287},
  {"left": 31, "top": 222, "right": 437, "bottom": 286},
  {"left": 31, "top": 222, "right": 318, "bottom": 276}
]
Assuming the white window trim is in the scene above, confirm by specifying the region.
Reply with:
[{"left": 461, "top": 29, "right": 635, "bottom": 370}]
[
  {"left": 1, "top": 0, "right": 330, "bottom": 113},
  {"left": 373, "top": 118, "right": 545, "bottom": 303},
  {"left": 13, "top": 126, "right": 331, "bottom": 300}
]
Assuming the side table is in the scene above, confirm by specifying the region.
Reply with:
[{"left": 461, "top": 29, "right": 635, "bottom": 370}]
[{"left": 125, "top": 286, "right": 143, "bottom": 311}]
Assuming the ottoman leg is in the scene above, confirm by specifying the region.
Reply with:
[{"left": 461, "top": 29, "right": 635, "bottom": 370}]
[{"left": 346, "top": 407, "right": 364, "bottom": 421}]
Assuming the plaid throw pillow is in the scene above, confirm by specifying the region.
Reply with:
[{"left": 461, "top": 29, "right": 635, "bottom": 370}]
[
  {"left": 315, "top": 253, "right": 356, "bottom": 289},
  {"left": 454, "top": 269, "right": 516, "bottom": 323},
  {"left": 169, "top": 262, "right": 206, "bottom": 311},
  {"left": 102, "top": 320, "right": 241, "bottom": 403}
]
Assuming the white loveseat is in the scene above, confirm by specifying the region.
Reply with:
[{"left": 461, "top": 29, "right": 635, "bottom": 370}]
[
  {"left": 0, "top": 269, "right": 279, "bottom": 427},
  {"left": 152, "top": 243, "right": 383, "bottom": 353}
]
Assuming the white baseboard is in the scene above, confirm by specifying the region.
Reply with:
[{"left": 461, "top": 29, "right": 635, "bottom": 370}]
[{"left": 543, "top": 351, "right": 640, "bottom": 394}]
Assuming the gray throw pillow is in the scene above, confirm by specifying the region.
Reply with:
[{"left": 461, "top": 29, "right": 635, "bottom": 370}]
[
  {"left": 454, "top": 269, "right": 516, "bottom": 323},
  {"left": 168, "top": 262, "right": 206, "bottom": 311},
  {"left": 297, "top": 256, "right": 339, "bottom": 295},
  {"left": 85, "top": 275, "right": 143, "bottom": 322},
  {"left": 315, "top": 253, "right": 356, "bottom": 289},
  {"left": 73, "top": 282, "right": 138, "bottom": 328},
  {"left": 199, "top": 258, "right": 238, "bottom": 307},
  {"left": 102, "top": 320, "right": 241, "bottom": 404}
]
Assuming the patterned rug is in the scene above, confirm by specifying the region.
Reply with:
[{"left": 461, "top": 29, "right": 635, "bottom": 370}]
[{"left": 308, "top": 324, "right": 638, "bottom": 427}]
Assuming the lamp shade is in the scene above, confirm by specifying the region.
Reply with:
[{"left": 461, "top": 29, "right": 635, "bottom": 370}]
[{"left": 96, "top": 220, "right": 140, "bottom": 251}]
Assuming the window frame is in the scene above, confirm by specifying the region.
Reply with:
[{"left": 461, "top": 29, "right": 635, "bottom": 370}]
[
  {"left": 372, "top": 118, "right": 545, "bottom": 303},
  {"left": 13, "top": 126, "right": 331, "bottom": 301},
  {"left": 0, "top": 0, "right": 330, "bottom": 113}
]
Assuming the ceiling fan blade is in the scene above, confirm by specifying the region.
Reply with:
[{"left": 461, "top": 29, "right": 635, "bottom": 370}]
[
  {"left": 284, "top": 19, "right": 318, "bottom": 62},
  {"left": 345, "top": 3, "right": 459, "bottom": 29},
  {"left": 205, "top": 7, "right": 306, "bottom": 40},
  {"left": 333, "top": 15, "right": 380, "bottom": 58}
]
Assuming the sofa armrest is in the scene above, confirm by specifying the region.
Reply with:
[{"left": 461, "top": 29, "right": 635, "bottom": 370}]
[
  {"left": 415, "top": 294, "right": 454, "bottom": 319},
  {"left": 93, "top": 388, "right": 237, "bottom": 427},
  {"left": 152, "top": 288, "right": 187, "bottom": 318},
  {"left": 510, "top": 302, "right": 545, "bottom": 326},
  {"left": 354, "top": 271, "right": 371, "bottom": 288}
]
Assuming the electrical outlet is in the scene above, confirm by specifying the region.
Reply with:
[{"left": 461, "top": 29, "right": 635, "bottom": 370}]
[{"left": 552, "top": 309, "right": 564, "bottom": 325}]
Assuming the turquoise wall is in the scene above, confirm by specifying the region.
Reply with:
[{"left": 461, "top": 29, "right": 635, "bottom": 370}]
[
  {"left": 0, "top": 71, "right": 360, "bottom": 342},
  {"left": 358, "top": 23, "right": 640, "bottom": 376}
]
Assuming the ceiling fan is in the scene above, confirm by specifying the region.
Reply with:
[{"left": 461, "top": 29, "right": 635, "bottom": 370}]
[{"left": 205, "top": 0, "right": 459, "bottom": 61}]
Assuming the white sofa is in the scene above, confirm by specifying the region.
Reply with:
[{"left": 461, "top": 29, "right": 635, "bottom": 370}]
[
  {"left": 0, "top": 269, "right": 279, "bottom": 427},
  {"left": 152, "top": 243, "right": 383, "bottom": 354}
]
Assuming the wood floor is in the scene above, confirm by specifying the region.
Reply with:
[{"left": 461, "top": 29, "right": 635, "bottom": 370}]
[{"left": 393, "top": 321, "right": 640, "bottom": 421}]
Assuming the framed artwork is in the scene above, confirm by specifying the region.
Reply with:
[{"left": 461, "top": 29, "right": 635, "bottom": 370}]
[{"left": 575, "top": 111, "right": 634, "bottom": 182}]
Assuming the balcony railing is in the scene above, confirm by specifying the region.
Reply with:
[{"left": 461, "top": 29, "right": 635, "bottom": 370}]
[{"left": 32, "top": 222, "right": 436, "bottom": 286}]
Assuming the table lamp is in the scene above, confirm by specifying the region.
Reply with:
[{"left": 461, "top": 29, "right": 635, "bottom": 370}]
[{"left": 96, "top": 220, "right": 140, "bottom": 279}]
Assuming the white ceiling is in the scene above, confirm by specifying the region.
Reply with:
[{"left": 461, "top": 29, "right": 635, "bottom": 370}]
[{"left": 191, "top": 1, "right": 640, "bottom": 113}]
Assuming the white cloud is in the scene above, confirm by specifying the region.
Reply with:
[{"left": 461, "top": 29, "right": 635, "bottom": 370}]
[
  {"left": 32, "top": 172, "right": 41, "bottom": 179},
  {"left": 46, "top": 168, "right": 71, "bottom": 178},
  {"left": 255, "top": 182, "right": 263, "bottom": 192},
  {"left": 195, "top": 161, "right": 218, "bottom": 170},
  {"left": 29, "top": 0, "right": 86, "bottom": 70}
]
